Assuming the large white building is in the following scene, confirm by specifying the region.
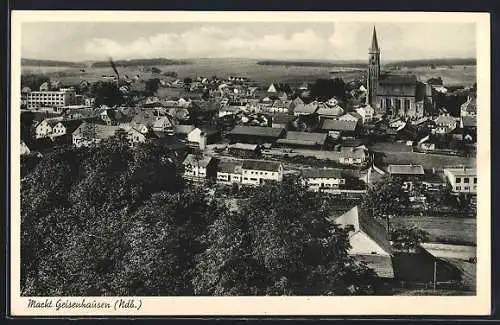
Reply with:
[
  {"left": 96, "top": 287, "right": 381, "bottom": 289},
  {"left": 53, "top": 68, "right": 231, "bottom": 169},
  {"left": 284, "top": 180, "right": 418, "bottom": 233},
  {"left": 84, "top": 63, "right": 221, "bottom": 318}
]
[
  {"left": 443, "top": 167, "right": 477, "bottom": 195},
  {"left": 241, "top": 159, "right": 283, "bottom": 185},
  {"left": 300, "top": 168, "right": 346, "bottom": 193},
  {"left": 26, "top": 90, "right": 77, "bottom": 109}
]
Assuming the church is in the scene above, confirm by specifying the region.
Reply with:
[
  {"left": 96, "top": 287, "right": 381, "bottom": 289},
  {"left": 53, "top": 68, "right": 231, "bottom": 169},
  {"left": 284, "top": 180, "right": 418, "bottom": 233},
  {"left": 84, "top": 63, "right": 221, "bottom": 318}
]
[{"left": 366, "top": 27, "right": 432, "bottom": 119}]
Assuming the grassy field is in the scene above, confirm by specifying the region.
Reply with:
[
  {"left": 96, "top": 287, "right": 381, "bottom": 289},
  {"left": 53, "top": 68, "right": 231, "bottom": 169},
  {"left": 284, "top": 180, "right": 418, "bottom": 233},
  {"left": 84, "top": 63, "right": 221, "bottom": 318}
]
[
  {"left": 392, "top": 215, "right": 476, "bottom": 245},
  {"left": 21, "top": 58, "right": 476, "bottom": 87}
]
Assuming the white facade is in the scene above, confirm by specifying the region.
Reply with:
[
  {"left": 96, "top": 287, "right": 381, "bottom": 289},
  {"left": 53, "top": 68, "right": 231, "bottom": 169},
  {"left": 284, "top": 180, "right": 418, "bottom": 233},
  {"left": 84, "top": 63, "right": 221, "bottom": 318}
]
[
  {"left": 241, "top": 164, "right": 283, "bottom": 185},
  {"left": 304, "top": 177, "right": 345, "bottom": 193},
  {"left": 443, "top": 167, "right": 477, "bottom": 194},
  {"left": 35, "top": 119, "right": 60, "bottom": 138},
  {"left": 26, "top": 90, "right": 76, "bottom": 109}
]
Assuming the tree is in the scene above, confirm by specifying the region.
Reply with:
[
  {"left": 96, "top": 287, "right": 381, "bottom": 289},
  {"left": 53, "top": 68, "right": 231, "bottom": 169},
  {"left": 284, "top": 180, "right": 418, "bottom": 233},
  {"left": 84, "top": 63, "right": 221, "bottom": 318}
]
[
  {"left": 183, "top": 77, "right": 193, "bottom": 86},
  {"left": 89, "top": 81, "right": 124, "bottom": 107},
  {"left": 390, "top": 226, "right": 430, "bottom": 253},
  {"left": 21, "top": 74, "right": 50, "bottom": 90},
  {"left": 361, "top": 175, "right": 408, "bottom": 231},
  {"left": 193, "top": 176, "right": 378, "bottom": 295},
  {"left": 144, "top": 78, "right": 161, "bottom": 96},
  {"left": 310, "top": 78, "right": 347, "bottom": 102},
  {"left": 151, "top": 66, "right": 162, "bottom": 74}
]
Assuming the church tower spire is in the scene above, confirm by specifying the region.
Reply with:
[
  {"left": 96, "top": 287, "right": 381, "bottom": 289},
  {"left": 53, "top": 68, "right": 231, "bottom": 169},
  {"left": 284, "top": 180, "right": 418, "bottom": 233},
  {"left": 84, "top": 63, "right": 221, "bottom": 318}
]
[{"left": 367, "top": 26, "right": 381, "bottom": 108}]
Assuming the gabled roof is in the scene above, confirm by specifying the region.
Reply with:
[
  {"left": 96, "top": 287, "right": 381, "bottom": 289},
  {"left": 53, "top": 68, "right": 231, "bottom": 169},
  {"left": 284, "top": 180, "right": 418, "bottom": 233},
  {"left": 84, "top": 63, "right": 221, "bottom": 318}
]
[
  {"left": 434, "top": 115, "right": 457, "bottom": 125},
  {"left": 59, "top": 119, "right": 84, "bottom": 134},
  {"left": 320, "top": 119, "right": 358, "bottom": 132},
  {"left": 242, "top": 159, "right": 282, "bottom": 172},
  {"left": 387, "top": 164, "right": 425, "bottom": 175},
  {"left": 228, "top": 126, "right": 285, "bottom": 138},
  {"left": 334, "top": 206, "right": 392, "bottom": 255},
  {"left": 217, "top": 159, "right": 243, "bottom": 174},
  {"left": 278, "top": 131, "right": 328, "bottom": 146},
  {"left": 294, "top": 102, "right": 319, "bottom": 115},
  {"left": 174, "top": 124, "right": 196, "bottom": 135},
  {"left": 379, "top": 73, "right": 418, "bottom": 85},
  {"left": 182, "top": 154, "right": 213, "bottom": 168}
]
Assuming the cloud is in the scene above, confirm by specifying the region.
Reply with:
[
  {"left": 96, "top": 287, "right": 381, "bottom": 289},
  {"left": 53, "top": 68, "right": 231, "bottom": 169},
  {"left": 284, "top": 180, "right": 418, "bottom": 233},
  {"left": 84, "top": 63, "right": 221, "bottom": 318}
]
[{"left": 84, "top": 27, "right": 336, "bottom": 60}]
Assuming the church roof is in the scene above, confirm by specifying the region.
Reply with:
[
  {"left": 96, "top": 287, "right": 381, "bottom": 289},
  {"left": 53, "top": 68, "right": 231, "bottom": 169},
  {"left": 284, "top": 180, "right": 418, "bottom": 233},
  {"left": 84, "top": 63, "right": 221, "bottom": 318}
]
[
  {"left": 379, "top": 73, "right": 418, "bottom": 85},
  {"left": 370, "top": 26, "right": 380, "bottom": 52}
]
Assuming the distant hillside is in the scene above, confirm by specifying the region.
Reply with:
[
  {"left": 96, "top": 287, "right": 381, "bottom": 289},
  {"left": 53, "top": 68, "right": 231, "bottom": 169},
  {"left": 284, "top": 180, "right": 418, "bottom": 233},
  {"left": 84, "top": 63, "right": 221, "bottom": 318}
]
[
  {"left": 257, "top": 60, "right": 366, "bottom": 69},
  {"left": 258, "top": 58, "right": 476, "bottom": 69},
  {"left": 385, "top": 58, "right": 476, "bottom": 68},
  {"left": 90, "top": 58, "right": 191, "bottom": 68},
  {"left": 21, "top": 58, "right": 83, "bottom": 67}
]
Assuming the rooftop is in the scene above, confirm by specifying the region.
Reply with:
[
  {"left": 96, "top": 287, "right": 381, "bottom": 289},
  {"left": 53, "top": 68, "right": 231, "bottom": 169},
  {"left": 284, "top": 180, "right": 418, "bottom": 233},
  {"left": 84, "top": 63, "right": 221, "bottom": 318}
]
[
  {"left": 217, "top": 159, "right": 243, "bottom": 174},
  {"left": 182, "top": 154, "right": 213, "bottom": 168},
  {"left": 387, "top": 164, "right": 425, "bottom": 175},
  {"left": 279, "top": 131, "right": 328, "bottom": 145},
  {"left": 300, "top": 168, "right": 344, "bottom": 179},
  {"left": 241, "top": 159, "right": 282, "bottom": 172},
  {"left": 320, "top": 119, "right": 358, "bottom": 132},
  {"left": 228, "top": 125, "right": 285, "bottom": 138}
]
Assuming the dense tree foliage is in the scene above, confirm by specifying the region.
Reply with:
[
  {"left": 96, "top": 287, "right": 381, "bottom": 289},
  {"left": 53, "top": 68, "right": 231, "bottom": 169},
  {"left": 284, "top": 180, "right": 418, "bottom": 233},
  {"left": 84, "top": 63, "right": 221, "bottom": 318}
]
[
  {"left": 89, "top": 81, "right": 125, "bottom": 107},
  {"left": 390, "top": 226, "right": 430, "bottom": 252},
  {"left": 21, "top": 139, "right": 380, "bottom": 296},
  {"left": 144, "top": 78, "right": 161, "bottom": 97},
  {"left": 310, "top": 78, "right": 347, "bottom": 102},
  {"left": 21, "top": 74, "right": 50, "bottom": 90},
  {"left": 194, "top": 176, "right": 377, "bottom": 295}
]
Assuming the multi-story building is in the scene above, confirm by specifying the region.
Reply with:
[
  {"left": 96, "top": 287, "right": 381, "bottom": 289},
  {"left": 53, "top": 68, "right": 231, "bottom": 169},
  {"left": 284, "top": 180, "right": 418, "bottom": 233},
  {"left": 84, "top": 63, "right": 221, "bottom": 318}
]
[
  {"left": 300, "top": 168, "right": 346, "bottom": 193},
  {"left": 182, "top": 154, "right": 217, "bottom": 181},
  {"left": 241, "top": 159, "right": 283, "bottom": 185},
  {"left": 26, "top": 90, "right": 77, "bottom": 109},
  {"left": 443, "top": 167, "right": 477, "bottom": 195}
]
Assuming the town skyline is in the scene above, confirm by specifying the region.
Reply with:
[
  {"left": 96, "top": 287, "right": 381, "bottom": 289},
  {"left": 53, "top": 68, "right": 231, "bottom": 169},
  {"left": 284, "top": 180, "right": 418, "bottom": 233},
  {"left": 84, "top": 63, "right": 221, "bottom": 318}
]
[{"left": 21, "top": 21, "right": 476, "bottom": 62}]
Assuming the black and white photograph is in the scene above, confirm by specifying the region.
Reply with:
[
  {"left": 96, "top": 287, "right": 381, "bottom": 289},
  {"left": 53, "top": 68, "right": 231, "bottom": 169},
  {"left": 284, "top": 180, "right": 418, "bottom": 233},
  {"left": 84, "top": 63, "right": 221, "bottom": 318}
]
[{"left": 10, "top": 11, "right": 490, "bottom": 316}]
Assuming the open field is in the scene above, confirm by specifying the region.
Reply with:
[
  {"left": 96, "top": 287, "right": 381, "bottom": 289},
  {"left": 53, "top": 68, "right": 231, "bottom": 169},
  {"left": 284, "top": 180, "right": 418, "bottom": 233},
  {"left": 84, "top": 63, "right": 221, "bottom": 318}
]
[
  {"left": 21, "top": 58, "right": 476, "bottom": 87},
  {"left": 392, "top": 215, "right": 476, "bottom": 245}
]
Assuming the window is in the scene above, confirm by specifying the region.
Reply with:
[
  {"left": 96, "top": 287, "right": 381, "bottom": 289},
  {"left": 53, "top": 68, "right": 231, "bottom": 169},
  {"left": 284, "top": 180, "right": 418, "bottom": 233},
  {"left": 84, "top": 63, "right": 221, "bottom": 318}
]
[
  {"left": 243, "top": 177, "right": 248, "bottom": 180},
  {"left": 404, "top": 99, "right": 411, "bottom": 111},
  {"left": 456, "top": 177, "right": 461, "bottom": 183},
  {"left": 456, "top": 186, "right": 461, "bottom": 191},
  {"left": 394, "top": 98, "right": 401, "bottom": 110},
  {"left": 464, "top": 177, "right": 469, "bottom": 183},
  {"left": 464, "top": 186, "right": 469, "bottom": 190},
  {"left": 380, "top": 99, "right": 384, "bottom": 108},
  {"left": 385, "top": 98, "right": 391, "bottom": 108},
  {"left": 474, "top": 178, "right": 477, "bottom": 184}
]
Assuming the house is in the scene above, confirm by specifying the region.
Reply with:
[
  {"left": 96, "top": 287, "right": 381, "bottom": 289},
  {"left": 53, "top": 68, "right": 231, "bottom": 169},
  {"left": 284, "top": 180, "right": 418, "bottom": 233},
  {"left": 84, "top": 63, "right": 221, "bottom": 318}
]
[
  {"left": 293, "top": 102, "right": 319, "bottom": 116},
  {"left": 267, "top": 83, "right": 292, "bottom": 94},
  {"left": 319, "top": 119, "right": 359, "bottom": 139},
  {"left": 187, "top": 127, "right": 220, "bottom": 149},
  {"left": 216, "top": 159, "right": 244, "bottom": 184},
  {"left": 268, "top": 100, "right": 290, "bottom": 113},
  {"left": 332, "top": 206, "right": 394, "bottom": 279},
  {"left": 422, "top": 170, "right": 447, "bottom": 192},
  {"left": 71, "top": 123, "right": 124, "bottom": 147},
  {"left": 21, "top": 140, "right": 31, "bottom": 155},
  {"left": 35, "top": 118, "right": 62, "bottom": 138},
  {"left": 39, "top": 82, "right": 50, "bottom": 91},
  {"left": 219, "top": 105, "right": 242, "bottom": 117},
  {"left": 301, "top": 168, "right": 346, "bottom": 193},
  {"left": 433, "top": 114, "right": 457, "bottom": 134},
  {"left": 152, "top": 116, "right": 174, "bottom": 134},
  {"left": 51, "top": 119, "right": 84, "bottom": 138},
  {"left": 182, "top": 154, "right": 217, "bottom": 180},
  {"left": 99, "top": 109, "right": 123, "bottom": 126},
  {"left": 339, "top": 111, "right": 362, "bottom": 124},
  {"left": 227, "top": 143, "right": 261, "bottom": 158},
  {"left": 174, "top": 124, "right": 196, "bottom": 140},
  {"left": 443, "top": 167, "right": 477, "bottom": 195},
  {"left": 316, "top": 102, "right": 344, "bottom": 119},
  {"left": 227, "top": 126, "right": 285, "bottom": 144},
  {"left": 127, "top": 127, "right": 147, "bottom": 145},
  {"left": 355, "top": 105, "right": 375, "bottom": 124},
  {"left": 338, "top": 146, "right": 368, "bottom": 165},
  {"left": 275, "top": 131, "right": 328, "bottom": 150},
  {"left": 241, "top": 159, "right": 283, "bottom": 185},
  {"left": 387, "top": 164, "right": 425, "bottom": 189},
  {"left": 271, "top": 114, "right": 296, "bottom": 130},
  {"left": 460, "top": 95, "right": 476, "bottom": 117}
]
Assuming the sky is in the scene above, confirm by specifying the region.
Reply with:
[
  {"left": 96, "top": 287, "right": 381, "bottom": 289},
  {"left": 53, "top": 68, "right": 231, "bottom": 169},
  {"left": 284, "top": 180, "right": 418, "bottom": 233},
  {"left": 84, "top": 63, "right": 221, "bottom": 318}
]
[{"left": 21, "top": 21, "right": 476, "bottom": 62}]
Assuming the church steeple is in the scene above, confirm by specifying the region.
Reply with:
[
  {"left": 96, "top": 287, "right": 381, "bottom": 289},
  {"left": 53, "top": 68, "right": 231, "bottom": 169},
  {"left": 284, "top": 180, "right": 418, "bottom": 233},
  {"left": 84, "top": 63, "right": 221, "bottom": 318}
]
[
  {"left": 370, "top": 26, "right": 380, "bottom": 53},
  {"left": 367, "top": 26, "right": 381, "bottom": 108}
]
